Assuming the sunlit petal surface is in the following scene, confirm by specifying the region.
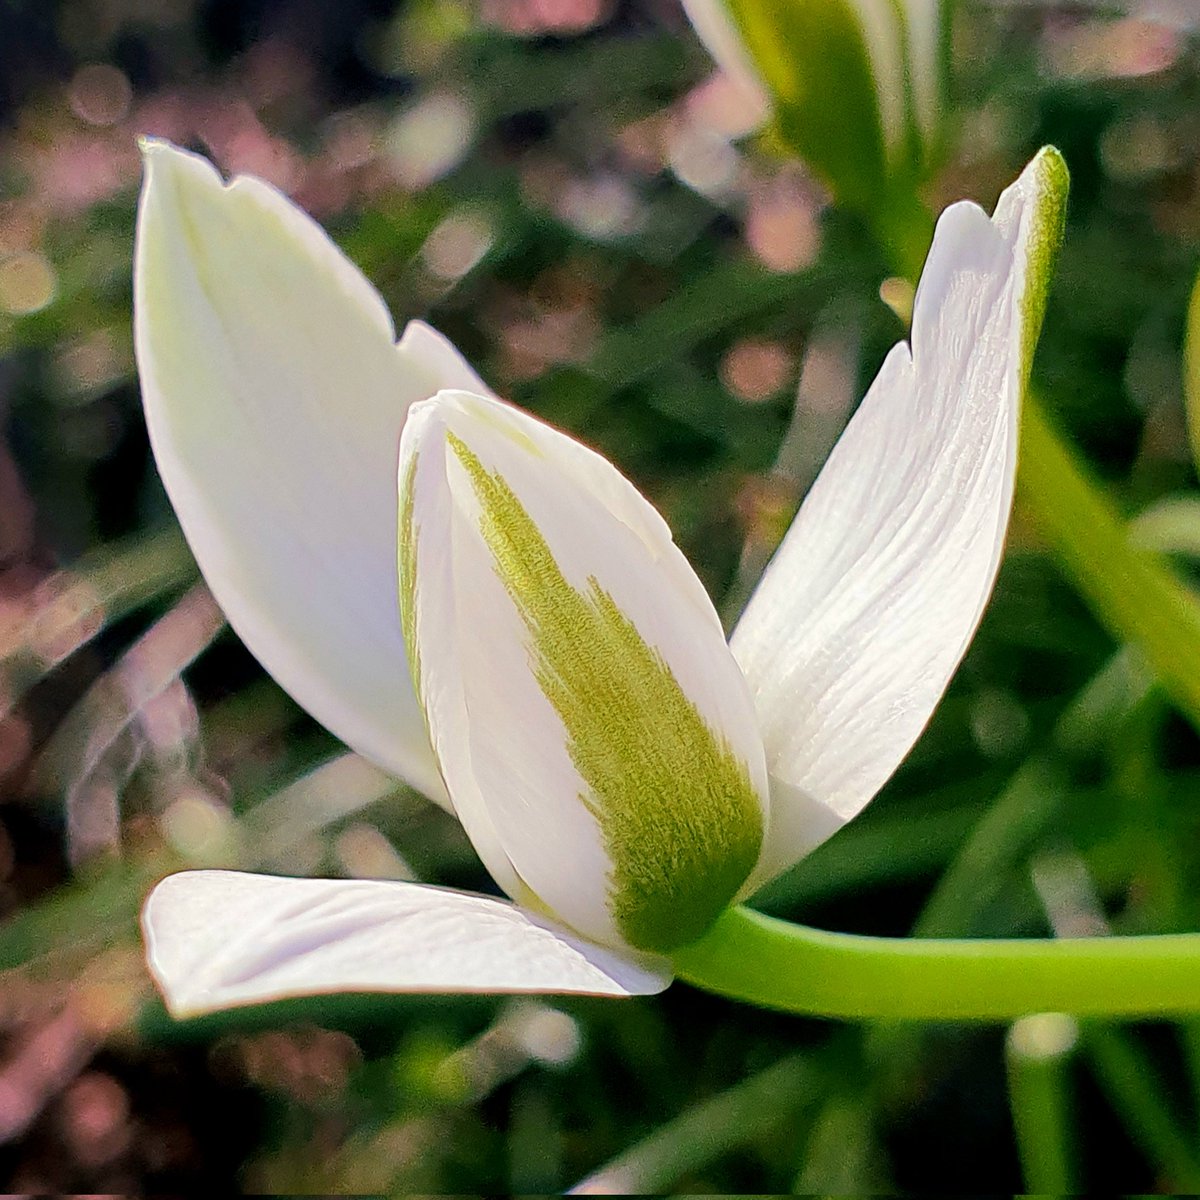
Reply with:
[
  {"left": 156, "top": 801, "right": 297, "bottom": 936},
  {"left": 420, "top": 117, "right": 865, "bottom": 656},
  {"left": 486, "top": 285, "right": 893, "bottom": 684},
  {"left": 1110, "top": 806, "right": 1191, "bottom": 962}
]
[
  {"left": 399, "top": 390, "right": 768, "bottom": 953},
  {"left": 142, "top": 870, "right": 669, "bottom": 1017},
  {"left": 734, "top": 149, "right": 1067, "bottom": 881},
  {"left": 134, "top": 140, "right": 488, "bottom": 803}
]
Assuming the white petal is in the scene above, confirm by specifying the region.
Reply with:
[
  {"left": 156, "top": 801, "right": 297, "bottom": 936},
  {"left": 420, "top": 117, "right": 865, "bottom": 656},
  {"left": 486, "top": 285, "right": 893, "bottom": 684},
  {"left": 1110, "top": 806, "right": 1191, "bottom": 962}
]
[
  {"left": 733, "top": 149, "right": 1067, "bottom": 880},
  {"left": 134, "top": 139, "right": 487, "bottom": 802},
  {"left": 400, "top": 391, "right": 769, "bottom": 954},
  {"left": 143, "top": 870, "right": 667, "bottom": 1017}
]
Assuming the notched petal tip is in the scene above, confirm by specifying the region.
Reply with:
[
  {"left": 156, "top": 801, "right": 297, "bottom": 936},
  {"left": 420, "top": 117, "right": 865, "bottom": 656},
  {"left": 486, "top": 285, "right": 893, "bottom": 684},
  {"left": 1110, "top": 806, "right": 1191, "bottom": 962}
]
[{"left": 735, "top": 149, "right": 1069, "bottom": 882}]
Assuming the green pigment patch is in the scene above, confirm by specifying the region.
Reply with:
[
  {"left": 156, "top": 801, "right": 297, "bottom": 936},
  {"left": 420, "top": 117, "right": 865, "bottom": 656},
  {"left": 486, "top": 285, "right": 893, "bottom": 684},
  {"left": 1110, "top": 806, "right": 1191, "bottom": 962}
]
[
  {"left": 397, "top": 453, "right": 422, "bottom": 702},
  {"left": 1017, "top": 148, "right": 1069, "bottom": 386},
  {"left": 448, "top": 431, "right": 763, "bottom": 954}
]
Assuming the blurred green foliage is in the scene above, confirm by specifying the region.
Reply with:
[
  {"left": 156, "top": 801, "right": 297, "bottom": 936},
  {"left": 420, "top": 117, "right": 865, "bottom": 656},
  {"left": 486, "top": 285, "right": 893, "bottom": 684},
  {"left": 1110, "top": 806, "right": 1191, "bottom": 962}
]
[{"left": 4, "top": 0, "right": 1200, "bottom": 1192}]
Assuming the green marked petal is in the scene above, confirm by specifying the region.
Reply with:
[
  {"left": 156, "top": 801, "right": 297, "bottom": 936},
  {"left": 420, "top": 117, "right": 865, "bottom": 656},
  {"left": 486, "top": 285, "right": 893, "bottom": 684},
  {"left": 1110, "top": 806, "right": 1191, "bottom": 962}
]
[
  {"left": 134, "top": 139, "right": 488, "bottom": 806},
  {"left": 398, "top": 391, "right": 768, "bottom": 955},
  {"left": 997, "top": 145, "right": 1069, "bottom": 387},
  {"left": 732, "top": 148, "right": 1068, "bottom": 882}
]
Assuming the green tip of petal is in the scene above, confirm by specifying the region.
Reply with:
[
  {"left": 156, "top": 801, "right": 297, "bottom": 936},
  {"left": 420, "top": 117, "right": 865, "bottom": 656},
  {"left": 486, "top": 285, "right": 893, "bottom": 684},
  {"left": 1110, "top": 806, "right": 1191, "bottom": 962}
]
[
  {"left": 1018, "top": 145, "right": 1070, "bottom": 385},
  {"left": 445, "top": 432, "right": 763, "bottom": 955}
]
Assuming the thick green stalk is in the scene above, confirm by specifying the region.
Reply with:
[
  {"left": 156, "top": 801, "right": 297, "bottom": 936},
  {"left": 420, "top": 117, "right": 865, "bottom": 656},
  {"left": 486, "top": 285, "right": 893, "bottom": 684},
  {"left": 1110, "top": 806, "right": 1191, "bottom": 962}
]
[
  {"left": 672, "top": 906, "right": 1200, "bottom": 1021},
  {"left": 1019, "top": 396, "right": 1200, "bottom": 733}
]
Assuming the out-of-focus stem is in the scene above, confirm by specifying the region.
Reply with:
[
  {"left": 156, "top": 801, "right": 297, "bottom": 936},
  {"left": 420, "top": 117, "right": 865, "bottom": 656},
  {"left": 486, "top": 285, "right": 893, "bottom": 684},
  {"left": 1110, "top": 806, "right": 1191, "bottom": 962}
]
[
  {"left": 1006, "top": 1013, "right": 1080, "bottom": 1193},
  {"left": 1018, "top": 396, "right": 1200, "bottom": 735},
  {"left": 1083, "top": 1023, "right": 1200, "bottom": 1190}
]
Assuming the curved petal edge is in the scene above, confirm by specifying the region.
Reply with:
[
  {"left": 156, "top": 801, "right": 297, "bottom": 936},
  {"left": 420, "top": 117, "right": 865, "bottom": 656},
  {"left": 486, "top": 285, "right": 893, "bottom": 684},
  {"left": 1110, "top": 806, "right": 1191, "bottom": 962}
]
[
  {"left": 133, "top": 139, "right": 490, "bottom": 803},
  {"left": 142, "top": 870, "right": 670, "bottom": 1018},
  {"left": 399, "top": 390, "right": 768, "bottom": 954},
  {"left": 734, "top": 147, "right": 1068, "bottom": 882}
]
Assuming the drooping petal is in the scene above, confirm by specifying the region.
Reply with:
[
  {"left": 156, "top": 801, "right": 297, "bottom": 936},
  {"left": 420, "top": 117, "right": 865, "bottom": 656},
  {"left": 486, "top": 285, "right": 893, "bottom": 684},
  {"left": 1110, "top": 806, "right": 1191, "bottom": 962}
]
[
  {"left": 733, "top": 147, "right": 1068, "bottom": 881},
  {"left": 399, "top": 391, "right": 769, "bottom": 954},
  {"left": 134, "top": 139, "right": 488, "bottom": 802},
  {"left": 142, "top": 870, "right": 668, "bottom": 1017}
]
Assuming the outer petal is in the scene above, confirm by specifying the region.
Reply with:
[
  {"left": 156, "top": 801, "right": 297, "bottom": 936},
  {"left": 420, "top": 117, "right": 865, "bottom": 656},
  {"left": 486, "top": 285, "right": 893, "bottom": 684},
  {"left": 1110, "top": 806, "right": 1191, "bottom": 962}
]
[
  {"left": 134, "top": 139, "right": 488, "bottom": 802},
  {"left": 399, "top": 391, "right": 769, "bottom": 954},
  {"left": 733, "top": 148, "right": 1068, "bottom": 881},
  {"left": 142, "top": 870, "right": 667, "bottom": 1017}
]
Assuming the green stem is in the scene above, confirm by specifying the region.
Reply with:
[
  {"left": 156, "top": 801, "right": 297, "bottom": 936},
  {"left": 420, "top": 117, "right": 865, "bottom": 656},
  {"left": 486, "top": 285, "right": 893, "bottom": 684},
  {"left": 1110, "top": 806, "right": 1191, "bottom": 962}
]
[
  {"left": 672, "top": 905, "right": 1200, "bottom": 1021},
  {"left": 1006, "top": 1014, "right": 1080, "bottom": 1193},
  {"left": 1083, "top": 1023, "right": 1200, "bottom": 1189},
  {"left": 566, "top": 1049, "right": 826, "bottom": 1194},
  {"left": 1019, "top": 396, "right": 1200, "bottom": 735}
]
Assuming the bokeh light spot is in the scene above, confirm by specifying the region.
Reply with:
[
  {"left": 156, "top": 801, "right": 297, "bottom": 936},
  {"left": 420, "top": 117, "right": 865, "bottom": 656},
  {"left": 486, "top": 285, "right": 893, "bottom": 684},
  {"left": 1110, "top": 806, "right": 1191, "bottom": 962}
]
[
  {"left": 68, "top": 64, "right": 133, "bottom": 127},
  {"left": 0, "top": 252, "right": 57, "bottom": 315}
]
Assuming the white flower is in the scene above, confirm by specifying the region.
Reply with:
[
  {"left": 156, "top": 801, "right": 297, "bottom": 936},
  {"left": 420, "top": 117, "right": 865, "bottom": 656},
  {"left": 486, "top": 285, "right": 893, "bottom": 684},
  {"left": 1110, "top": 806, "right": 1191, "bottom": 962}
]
[
  {"left": 135, "top": 139, "right": 1066, "bottom": 1017},
  {"left": 680, "top": 0, "right": 944, "bottom": 206}
]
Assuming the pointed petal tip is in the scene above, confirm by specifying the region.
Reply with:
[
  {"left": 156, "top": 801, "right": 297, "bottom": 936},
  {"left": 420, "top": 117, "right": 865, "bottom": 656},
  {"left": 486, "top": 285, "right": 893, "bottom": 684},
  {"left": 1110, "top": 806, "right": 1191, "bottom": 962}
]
[
  {"left": 399, "top": 388, "right": 519, "bottom": 470},
  {"left": 133, "top": 138, "right": 469, "bottom": 800},
  {"left": 1029, "top": 144, "right": 1069, "bottom": 191},
  {"left": 136, "top": 135, "right": 220, "bottom": 193},
  {"left": 136, "top": 133, "right": 173, "bottom": 162},
  {"left": 137, "top": 133, "right": 180, "bottom": 160},
  {"left": 1001, "top": 145, "right": 1069, "bottom": 237},
  {"left": 396, "top": 387, "right": 463, "bottom": 468},
  {"left": 1005, "top": 146, "right": 1069, "bottom": 384},
  {"left": 1016, "top": 146, "right": 1070, "bottom": 243}
]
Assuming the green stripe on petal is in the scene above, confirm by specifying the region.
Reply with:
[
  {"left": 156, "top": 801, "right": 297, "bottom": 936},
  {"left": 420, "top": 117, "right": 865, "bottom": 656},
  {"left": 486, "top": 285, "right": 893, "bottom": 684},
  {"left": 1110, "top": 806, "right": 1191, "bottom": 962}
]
[
  {"left": 1016, "top": 147, "right": 1069, "bottom": 386},
  {"left": 398, "top": 453, "right": 422, "bottom": 702},
  {"left": 447, "top": 432, "right": 763, "bottom": 954}
]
